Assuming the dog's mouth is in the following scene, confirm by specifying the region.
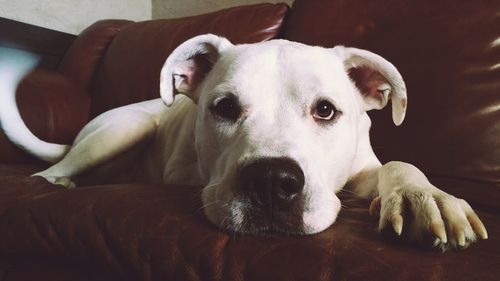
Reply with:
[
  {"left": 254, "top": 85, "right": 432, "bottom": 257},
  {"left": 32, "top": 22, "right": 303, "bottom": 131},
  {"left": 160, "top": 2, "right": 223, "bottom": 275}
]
[
  {"left": 203, "top": 192, "right": 341, "bottom": 236},
  {"left": 227, "top": 223, "right": 303, "bottom": 236},
  {"left": 205, "top": 194, "right": 310, "bottom": 235},
  {"left": 201, "top": 158, "right": 341, "bottom": 236},
  {"left": 220, "top": 214, "right": 307, "bottom": 236},
  {"left": 211, "top": 157, "right": 313, "bottom": 235}
]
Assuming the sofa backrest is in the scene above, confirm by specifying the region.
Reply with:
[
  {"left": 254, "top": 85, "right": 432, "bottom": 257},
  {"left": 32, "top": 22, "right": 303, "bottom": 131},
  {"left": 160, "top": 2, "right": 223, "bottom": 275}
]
[
  {"left": 58, "top": 3, "right": 289, "bottom": 117},
  {"left": 283, "top": 0, "right": 499, "bottom": 197},
  {"left": 57, "top": 20, "right": 134, "bottom": 92}
]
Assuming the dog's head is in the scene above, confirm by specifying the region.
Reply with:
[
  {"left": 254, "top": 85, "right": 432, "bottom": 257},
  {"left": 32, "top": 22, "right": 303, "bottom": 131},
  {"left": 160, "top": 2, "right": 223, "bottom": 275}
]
[{"left": 160, "top": 34, "right": 406, "bottom": 235}]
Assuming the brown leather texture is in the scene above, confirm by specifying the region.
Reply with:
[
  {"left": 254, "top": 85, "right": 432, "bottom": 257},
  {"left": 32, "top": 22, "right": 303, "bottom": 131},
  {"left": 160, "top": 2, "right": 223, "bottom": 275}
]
[
  {"left": 89, "top": 3, "right": 289, "bottom": 116},
  {"left": 1, "top": 1, "right": 500, "bottom": 280},
  {"left": 57, "top": 20, "right": 134, "bottom": 90},
  {"left": 285, "top": 0, "right": 500, "bottom": 188},
  {"left": 0, "top": 70, "right": 90, "bottom": 164},
  {"left": 1, "top": 166, "right": 499, "bottom": 281}
]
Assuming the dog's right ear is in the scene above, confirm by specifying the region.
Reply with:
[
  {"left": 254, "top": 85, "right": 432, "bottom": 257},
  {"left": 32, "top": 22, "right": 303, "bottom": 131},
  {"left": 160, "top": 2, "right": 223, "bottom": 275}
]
[
  {"left": 332, "top": 46, "right": 407, "bottom": 126},
  {"left": 160, "top": 34, "right": 233, "bottom": 106}
]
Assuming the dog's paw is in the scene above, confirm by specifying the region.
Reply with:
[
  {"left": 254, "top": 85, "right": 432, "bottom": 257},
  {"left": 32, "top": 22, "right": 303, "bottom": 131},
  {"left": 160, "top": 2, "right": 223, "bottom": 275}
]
[
  {"left": 33, "top": 174, "right": 76, "bottom": 189},
  {"left": 370, "top": 187, "right": 488, "bottom": 251}
]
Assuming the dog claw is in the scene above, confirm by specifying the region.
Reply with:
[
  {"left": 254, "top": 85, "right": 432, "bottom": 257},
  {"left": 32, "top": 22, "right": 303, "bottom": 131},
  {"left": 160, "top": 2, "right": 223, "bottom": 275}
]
[
  {"left": 467, "top": 212, "right": 488, "bottom": 240},
  {"left": 456, "top": 230, "right": 466, "bottom": 247},
  {"left": 369, "top": 196, "right": 381, "bottom": 216},
  {"left": 43, "top": 176, "right": 76, "bottom": 189},
  {"left": 391, "top": 214, "right": 403, "bottom": 235},
  {"left": 478, "top": 227, "right": 488, "bottom": 240},
  {"left": 430, "top": 222, "right": 447, "bottom": 244}
]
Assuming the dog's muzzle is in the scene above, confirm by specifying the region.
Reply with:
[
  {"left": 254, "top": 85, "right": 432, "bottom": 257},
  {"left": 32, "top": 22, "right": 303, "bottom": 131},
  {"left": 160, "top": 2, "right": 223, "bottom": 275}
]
[{"left": 238, "top": 157, "right": 305, "bottom": 227}]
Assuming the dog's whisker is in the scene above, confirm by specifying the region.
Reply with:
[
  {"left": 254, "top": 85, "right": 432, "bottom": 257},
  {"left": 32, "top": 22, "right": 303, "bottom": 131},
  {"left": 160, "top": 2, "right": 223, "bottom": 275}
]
[
  {"left": 203, "top": 181, "right": 225, "bottom": 189},
  {"left": 221, "top": 215, "right": 238, "bottom": 237},
  {"left": 197, "top": 201, "right": 229, "bottom": 214},
  {"left": 195, "top": 181, "right": 230, "bottom": 212},
  {"left": 337, "top": 188, "right": 357, "bottom": 196}
]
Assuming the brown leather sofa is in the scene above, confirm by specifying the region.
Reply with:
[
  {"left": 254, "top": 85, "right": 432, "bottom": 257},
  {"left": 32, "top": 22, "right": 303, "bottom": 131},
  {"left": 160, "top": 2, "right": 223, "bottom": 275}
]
[{"left": 1, "top": 0, "right": 499, "bottom": 280}]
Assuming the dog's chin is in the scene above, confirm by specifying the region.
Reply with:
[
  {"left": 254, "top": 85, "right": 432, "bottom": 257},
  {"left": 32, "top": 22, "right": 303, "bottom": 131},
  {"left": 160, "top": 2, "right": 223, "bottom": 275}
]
[
  {"left": 202, "top": 199, "right": 339, "bottom": 236},
  {"left": 201, "top": 184, "right": 341, "bottom": 236},
  {"left": 224, "top": 220, "right": 334, "bottom": 236},
  {"left": 206, "top": 212, "right": 336, "bottom": 236}
]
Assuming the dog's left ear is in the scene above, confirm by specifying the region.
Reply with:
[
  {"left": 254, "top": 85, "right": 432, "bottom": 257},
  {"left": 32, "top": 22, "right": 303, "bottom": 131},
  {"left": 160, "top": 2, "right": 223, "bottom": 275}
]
[
  {"left": 332, "top": 46, "right": 407, "bottom": 126},
  {"left": 160, "top": 34, "right": 233, "bottom": 106}
]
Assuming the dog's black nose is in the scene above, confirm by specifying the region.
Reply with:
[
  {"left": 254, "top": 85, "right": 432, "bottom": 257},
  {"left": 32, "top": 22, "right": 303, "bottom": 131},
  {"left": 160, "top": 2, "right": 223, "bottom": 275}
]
[{"left": 239, "top": 158, "right": 305, "bottom": 212}]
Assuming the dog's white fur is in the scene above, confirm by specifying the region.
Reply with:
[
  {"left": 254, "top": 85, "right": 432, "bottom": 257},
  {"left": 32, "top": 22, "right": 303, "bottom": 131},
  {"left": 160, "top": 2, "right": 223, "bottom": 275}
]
[{"left": 0, "top": 35, "right": 487, "bottom": 250}]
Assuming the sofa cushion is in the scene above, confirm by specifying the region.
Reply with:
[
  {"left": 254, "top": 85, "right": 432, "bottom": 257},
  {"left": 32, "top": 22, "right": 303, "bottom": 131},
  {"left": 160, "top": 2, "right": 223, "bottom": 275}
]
[
  {"left": 283, "top": 0, "right": 500, "bottom": 195},
  {"left": 1, "top": 166, "right": 499, "bottom": 281},
  {"left": 88, "top": 3, "right": 289, "bottom": 116},
  {"left": 57, "top": 20, "right": 134, "bottom": 91}
]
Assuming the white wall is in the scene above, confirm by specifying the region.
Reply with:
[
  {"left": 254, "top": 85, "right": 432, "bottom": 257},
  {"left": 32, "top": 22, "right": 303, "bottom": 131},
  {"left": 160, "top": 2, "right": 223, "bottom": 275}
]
[
  {"left": 152, "top": 0, "right": 294, "bottom": 19},
  {"left": 0, "top": 0, "right": 152, "bottom": 34},
  {"left": 0, "top": 0, "right": 293, "bottom": 35}
]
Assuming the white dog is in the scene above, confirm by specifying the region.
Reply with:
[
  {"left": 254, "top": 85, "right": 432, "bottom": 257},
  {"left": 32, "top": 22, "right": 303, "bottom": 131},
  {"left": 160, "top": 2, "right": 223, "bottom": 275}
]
[{"left": 0, "top": 35, "right": 487, "bottom": 251}]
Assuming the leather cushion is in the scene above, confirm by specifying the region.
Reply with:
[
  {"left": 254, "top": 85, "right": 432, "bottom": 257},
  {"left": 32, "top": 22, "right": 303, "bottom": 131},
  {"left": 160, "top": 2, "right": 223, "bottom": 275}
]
[
  {"left": 88, "top": 3, "right": 289, "bottom": 116},
  {"left": 57, "top": 20, "right": 134, "bottom": 90},
  {"left": 0, "top": 165, "right": 499, "bottom": 281}
]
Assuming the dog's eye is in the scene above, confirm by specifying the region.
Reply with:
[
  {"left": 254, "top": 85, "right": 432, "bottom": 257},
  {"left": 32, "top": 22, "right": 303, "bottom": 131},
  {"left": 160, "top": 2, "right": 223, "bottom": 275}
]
[
  {"left": 211, "top": 96, "right": 242, "bottom": 121},
  {"left": 312, "top": 100, "right": 336, "bottom": 121}
]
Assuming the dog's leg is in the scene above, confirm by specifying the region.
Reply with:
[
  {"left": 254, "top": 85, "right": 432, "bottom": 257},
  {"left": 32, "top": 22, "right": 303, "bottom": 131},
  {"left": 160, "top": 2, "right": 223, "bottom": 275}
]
[
  {"left": 349, "top": 159, "right": 488, "bottom": 251},
  {"left": 34, "top": 100, "right": 166, "bottom": 188}
]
